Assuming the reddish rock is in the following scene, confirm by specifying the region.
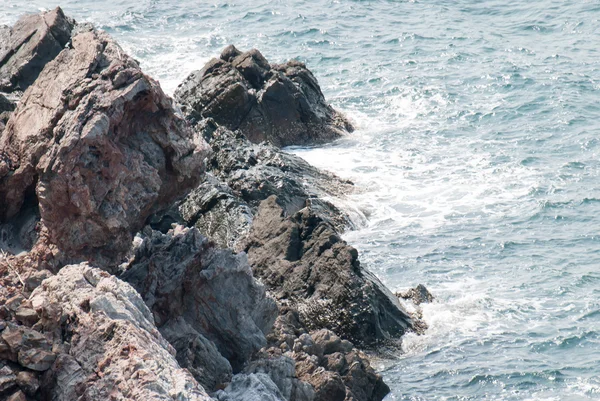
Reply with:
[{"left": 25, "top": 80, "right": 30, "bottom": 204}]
[
  {"left": 0, "top": 26, "right": 209, "bottom": 266},
  {"left": 0, "top": 7, "right": 74, "bottom": 92}
]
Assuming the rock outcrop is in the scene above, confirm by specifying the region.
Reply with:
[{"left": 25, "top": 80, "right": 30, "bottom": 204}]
[
  {"left": 175, "top": 45, "right": 354, "bottom": 147},
  {"left": 0, "top": 25, "right": 209, "bottom": 266},
  {"left": 121, "top": 225, "right": 278, "bottom": 381},
  {"left": 244, "top": 196, "right": 416, "bottom": 347},
  {"left": 0, "top": 7, "right": 74, "bottom": 93},
  {"left": 156, "top": 122, "right": 358, "bottom": 250},
  {"left": 0, "top": 263, "right": 212, "bottom": 401},
  {"left": 0, "top": 10, "right": 423, "bottom": 401},
  {"left": 0, "top": 94, "right": 15, "bottom": 132}
]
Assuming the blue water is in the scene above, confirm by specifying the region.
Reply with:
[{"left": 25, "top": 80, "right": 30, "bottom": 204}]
[{"left": 4, "top": 1, "right": 600, "bottom": 399}]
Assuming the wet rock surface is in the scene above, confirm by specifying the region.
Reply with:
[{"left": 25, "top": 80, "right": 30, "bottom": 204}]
[
  {"left": 161, "top": 122, "right": 358, "bottom": 250},
  {"left": 175, "top": 45, "right": 354, "bottom": 147},
  {"left": 0, "top": 25, "right": 209, "bottom": 267},
  {"left": 244, "top": 196, "right": 416, "bottom": 347}
]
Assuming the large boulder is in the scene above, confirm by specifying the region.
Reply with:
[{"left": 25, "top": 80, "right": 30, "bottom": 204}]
[
  {"left": 243, "top": 196, "right": 416, "bottom": 347},
  {"left": 175, "top": 45, "right": 354, "bottom": 147},
  {"left": 0, "top": 26, "right": 209, "bottom": 266},
  {"left": 0, "top": 7, "right": 74, "bottom": 92},
  {"left": 0, "top": 263, "right": 212, "bottom": 400},
  {"left": 121, "top": 225, "right": 278, "bottom": 376}
]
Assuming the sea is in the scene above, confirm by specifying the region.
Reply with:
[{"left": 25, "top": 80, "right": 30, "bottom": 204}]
[{"left": 3, "top": 1, "right": 600, "bottom": 400}]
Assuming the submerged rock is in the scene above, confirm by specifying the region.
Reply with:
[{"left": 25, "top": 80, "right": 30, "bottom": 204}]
[
  {"left": 175, "top": 45, "right": 354, "bottom": 147},
  {"left": 0, "top": 7, "right": 74, "bottom": 92},
  {"left": 244, "top": 196, "right": 416, "bottom": 347},
  {"left": 0, "top": 26, "right": 209, "bottom": 266}
]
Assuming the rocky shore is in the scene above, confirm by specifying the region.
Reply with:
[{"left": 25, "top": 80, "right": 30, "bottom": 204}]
[{"left": 0, "top": 8, "right": 427, "bottom": 401}]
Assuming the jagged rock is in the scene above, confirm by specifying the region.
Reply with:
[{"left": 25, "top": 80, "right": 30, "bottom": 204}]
[
  {"left": 121, "top": 226, "right": 278, "bottom": 374},
  {"left": 175, "top": 45, "right": 353, "bottom": 147},
  {"left": 0, "top": 25, "right": 209, "bottom": 266},
  {"left": 174, "top": 173, "right": 254, "bottom": 249},
  {"left": 15, "top": 306, "right": 39, "bottom": 326},
  {"left": 28, "top": 263, "right": 212, "bottom": 400},
  {"left": 16, "top": 371, "right": 40, "bottom": 396},
  {"left": 311, "top": 329, "right": 352, "bottom": 356},
  {"left": 257, "top": 310, "right": 390, "bottom": 401},
  {"left": 161, "top": 317, "right": 233, "bottom": 392},
  {"left": 0, "top": 94, "right": 15, "bottom": 132},
  {"left": 244, "top": 196, "right": 416, "bottom": 347},
  {"left": 245, "top": 354, "right": 315, "bottom": 401},
  {"left": 6, "top": 390, "right": 27, "bottom": 401},
  {"left": 162, "top": 124, "right": 357, "bottom": 249},
  {"left": 397, "top": 284, "right": 434, "bottom": 306},
  {"left": 0, "top": 365, "right": 17, "bottom": 392},
  {"left": 215, "top": 373, "right": 286, "bottom": 401},
  {"left": 0, "top": 7, "right": 74, "bottom": 92}
]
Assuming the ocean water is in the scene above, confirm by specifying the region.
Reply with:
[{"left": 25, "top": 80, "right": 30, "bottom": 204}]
[{"left": 3, "top": 1, "right": 600, "bottom": 400}]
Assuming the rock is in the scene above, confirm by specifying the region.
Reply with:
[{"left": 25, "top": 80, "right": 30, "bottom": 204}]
[
  {"left": 29, "top": 263, "right": 212, "bottom": 400},
  {"left": 18, "top": 348, "right": 56, "bottom": 371},
  {"left": 121, "top": 226, "right": 278, "bottom": 372},
  {"left": 311, "top": 329, "right": 352, "bottom": 355},
  {"left": 0, "top": 26, "right": 209, "bottom": 266},
  {"left": 1, "top": 324, "right": 52, "bottom": 354},
  {"left": 6, "top": 390, "right": 27, "bottom": 401},
  {"left": 0, "top": 365, "right": 17, "bottom": 392},
  {"left": 216, "top": 373, "right": 286, "bottom": 401},
  {"left": 175, "top": 45, "right": 353, "bottom": 147},
  {"left": 245, "top": 354, "right": 315, "bottom": 401},
  {"left": 163, "top": 125, "right": 358, "bottom": 249},
  {"left": 15, "top": 306, "right": 39, "bottom": 326},
  {"left": 0, "top": 7, "right": 74, "bottom": 92},
  {"left": 5, "top": 294, "right": 25, "bottom": 311},
  {"left": 0, "top": 94, "right": 15, "bottom": 131},
  {"left": 257, "top": 310, "right": 390, "bottom": 401},
  {"left": 244, "top": 196, "right": 416, "bottom": 347},
  {"left": 175, "top": 173, "right": 254, "bottom": 249},
  {"left": 0, "top": 94, "right": 14, "bottom": 113},
  {"left": 161, "top": 317, "right": 232, "bottom": 392},
  {"left": 23, "top": 270, "right": 52, "bottom": 293},
  {"left": 16, "top": 371, "right": 40, "bottom": 396},
  {"left": 397, "top": 284, "right": 434, "bottom": 306}
]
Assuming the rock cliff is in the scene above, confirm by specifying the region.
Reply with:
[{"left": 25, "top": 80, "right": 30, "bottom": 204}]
[{"left": 0, "top": 10, "right": 424, "bottom": 401}]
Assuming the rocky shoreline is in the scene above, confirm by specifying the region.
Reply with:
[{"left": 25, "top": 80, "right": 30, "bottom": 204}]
[{"left": 0, "top": 8, "right": 428, "bottom": 401}]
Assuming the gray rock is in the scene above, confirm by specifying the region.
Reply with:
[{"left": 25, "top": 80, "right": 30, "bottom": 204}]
[
  {"left": 244, "top": 196, "right": 416, "bottom": 347},
  {"left": 161, "top": 317, "right": 232, "bottom": 392},
  {"left": 121, "top": 226, "right": 278, "bottom": 372},
  {"left": 397, "top": 284, "right": 434, "bottom": 306},
  {"left": 216, "top": 373, "right": 286, "bottom": 401},
  {"left": 158, "top": 124, "right": 358, "bottom": 249},
  {"left": 16, "top": 371, "right": 40, "bottom": 396},
  {"left": 29, "top": 263, "right": 212, "bottom": 400},
  {"left": 0, "top": 7, "right": 74, "bottom": 92},
  {"left": 15, "top": 306, "right": 39, "bottom": 326},
  {"left": 245, "top": 355, "right": 315, "bottom": 401},
  {"left": 6, "top": 390, "right": 27, "bottom": 401},
  {"left": 175, "top": 45, "right": 353, "bottom": 148},
  {"left": 0, "top": 365, "right": 17, "bottom": 392},
  {"left": 18, "top": 348, "right": 56, "bottom": 371}
]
